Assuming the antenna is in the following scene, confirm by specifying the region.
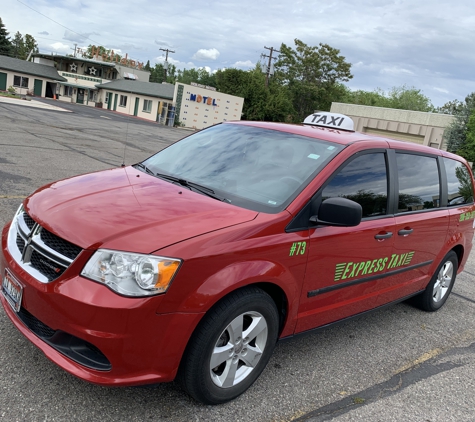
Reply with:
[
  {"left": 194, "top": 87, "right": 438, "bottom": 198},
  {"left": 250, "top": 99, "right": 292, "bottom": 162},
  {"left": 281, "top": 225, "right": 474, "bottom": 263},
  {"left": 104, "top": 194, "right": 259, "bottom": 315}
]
[{"left": 121, "top": 92, "right": 132, "bottom": 167}]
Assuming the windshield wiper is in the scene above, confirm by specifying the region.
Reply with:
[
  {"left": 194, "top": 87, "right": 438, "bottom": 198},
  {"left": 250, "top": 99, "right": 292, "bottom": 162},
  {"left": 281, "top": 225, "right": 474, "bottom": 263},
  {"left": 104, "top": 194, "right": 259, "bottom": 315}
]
[
  {"left": 155, "top": 173, "right": 230, "bottom": 203},
  {"left": 134, "top": 163, "right": 155, "bottom": 176}
]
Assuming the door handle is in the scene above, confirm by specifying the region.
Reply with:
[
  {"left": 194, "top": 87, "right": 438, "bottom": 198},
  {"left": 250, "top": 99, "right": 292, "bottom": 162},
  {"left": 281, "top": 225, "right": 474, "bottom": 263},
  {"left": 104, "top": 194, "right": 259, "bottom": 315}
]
[
  {"left": 374, "top": 232, "right": 393, "bottom": 240},
  {"left": 398, "top": 228, "right": 413, "bottom": 236}
]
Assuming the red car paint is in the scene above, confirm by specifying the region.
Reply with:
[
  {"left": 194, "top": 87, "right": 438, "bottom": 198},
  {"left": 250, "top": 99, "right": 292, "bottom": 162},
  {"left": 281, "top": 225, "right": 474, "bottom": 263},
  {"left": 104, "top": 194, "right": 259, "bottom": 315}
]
[{"left": 1, "top": 119, "right": 474, "bottom": 388}]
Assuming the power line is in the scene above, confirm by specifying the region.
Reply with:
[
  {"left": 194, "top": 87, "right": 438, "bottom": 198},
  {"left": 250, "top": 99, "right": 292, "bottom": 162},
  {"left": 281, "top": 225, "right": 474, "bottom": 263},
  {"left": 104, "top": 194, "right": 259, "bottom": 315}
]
[{"left": 16, "top": 0, "right": 103, "bottom": 46}]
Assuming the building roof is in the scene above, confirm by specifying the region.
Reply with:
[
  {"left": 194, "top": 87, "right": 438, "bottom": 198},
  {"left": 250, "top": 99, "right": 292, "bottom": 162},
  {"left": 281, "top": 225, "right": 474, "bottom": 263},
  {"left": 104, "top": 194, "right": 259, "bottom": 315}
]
[
  {"left": 33, "top": 53, "right": 117, "bottom": 68},
  {"left": 0, "top": 55, "right": 67, "bottom": 81},
  {"left": 96, "top": 80, "right": 175, "bottom": 99}
]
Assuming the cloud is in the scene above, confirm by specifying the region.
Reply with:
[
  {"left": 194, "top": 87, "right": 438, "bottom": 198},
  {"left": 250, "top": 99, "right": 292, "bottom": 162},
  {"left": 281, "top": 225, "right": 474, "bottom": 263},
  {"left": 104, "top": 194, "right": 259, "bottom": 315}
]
[
  {"left": 50, "top": 42, "right": 70, "bottom": 52},
  {"left": 155, "top": 56, "right": 196, "bottom": 70},
  {"left": 62, "top": 30, "right": 100, "bottom": 43},
  {"left": 433, "top": 87, "right": 449, "bottom": 94},
  {"left": 232, "top": 60, "right": 254, "bottom": 68},
  {"left": 38, "top": 31, "right": 49, "bottom": 35},
  {"left": 155, "top": 40, "right": 175, "bottom": 48},
  {"left": 192, "top": 48, "right": 220, "bottom": 61},
  {"left": 380, "top": 67, "right": 414, "bottom": 75}
]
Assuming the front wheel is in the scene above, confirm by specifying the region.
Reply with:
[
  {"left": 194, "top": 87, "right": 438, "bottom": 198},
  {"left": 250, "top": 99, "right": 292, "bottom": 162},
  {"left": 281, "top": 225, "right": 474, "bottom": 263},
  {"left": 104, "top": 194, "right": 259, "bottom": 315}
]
[
  {"left": 177, "top": 287, "right": 279, "bottom": 404},
  {"left": 413, "top": 251, "right": 458, "bottom": 312}
]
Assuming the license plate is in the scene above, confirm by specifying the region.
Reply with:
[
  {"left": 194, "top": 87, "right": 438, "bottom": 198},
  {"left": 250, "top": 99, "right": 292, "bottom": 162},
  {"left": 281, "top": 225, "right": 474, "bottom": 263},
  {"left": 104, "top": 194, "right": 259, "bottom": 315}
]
[{"left": 1, "top": 270, "right": 23, "bottom": 312}]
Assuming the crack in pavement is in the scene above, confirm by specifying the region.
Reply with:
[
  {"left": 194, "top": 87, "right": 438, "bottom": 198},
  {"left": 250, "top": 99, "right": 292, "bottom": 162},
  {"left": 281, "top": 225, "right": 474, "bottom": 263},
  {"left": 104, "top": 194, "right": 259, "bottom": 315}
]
[{"left": 294, "top": 340, "right": 475, "bottom": 421}]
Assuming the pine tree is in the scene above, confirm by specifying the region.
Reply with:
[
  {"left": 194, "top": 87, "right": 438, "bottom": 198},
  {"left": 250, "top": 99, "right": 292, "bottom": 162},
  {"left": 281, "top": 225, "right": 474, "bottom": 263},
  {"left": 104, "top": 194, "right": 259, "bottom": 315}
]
[
  {"left": 0, "top": 17, "right": 13, "bottom": 57},
  {"left": 12, "top": 31, "right": 23, "bottom": 58}
]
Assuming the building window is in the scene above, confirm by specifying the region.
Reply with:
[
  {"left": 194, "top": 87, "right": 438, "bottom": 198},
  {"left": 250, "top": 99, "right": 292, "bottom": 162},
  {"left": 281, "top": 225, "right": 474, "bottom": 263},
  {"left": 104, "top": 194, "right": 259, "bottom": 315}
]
[
  {"left": 119, "top": 95, "right": 127, "bottom": 107},
  {"left": 13, "top": 75, "right": 29, "bottom": 88},
  {"left": 143, "top": 99, "right": 152, "bottom": 113},
  {"left": 64, "top": 86, "right": 73, "bottom": 97},
  {"left": 105, "top": 92, "right": 111, "bottom": 104}
]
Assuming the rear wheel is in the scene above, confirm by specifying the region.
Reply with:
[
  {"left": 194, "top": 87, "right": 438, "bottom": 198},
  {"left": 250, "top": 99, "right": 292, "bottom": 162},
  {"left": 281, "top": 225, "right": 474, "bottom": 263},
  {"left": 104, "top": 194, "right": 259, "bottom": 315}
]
[
  {"left": 413, "top": 251, "right": 458, "bottom": 312},
  {"left": 178, "top": 287, "right": 279, "bottom": 404}
]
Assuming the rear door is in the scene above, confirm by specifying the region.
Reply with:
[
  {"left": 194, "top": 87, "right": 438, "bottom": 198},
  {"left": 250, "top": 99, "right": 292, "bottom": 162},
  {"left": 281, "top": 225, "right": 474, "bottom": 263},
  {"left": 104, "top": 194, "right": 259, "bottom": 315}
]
[
  {"left": 378, "top": 150, "right": 449, "bottom": 304},
  {"left": 296, "top": 150, "right": 396, "bottom": 333}
]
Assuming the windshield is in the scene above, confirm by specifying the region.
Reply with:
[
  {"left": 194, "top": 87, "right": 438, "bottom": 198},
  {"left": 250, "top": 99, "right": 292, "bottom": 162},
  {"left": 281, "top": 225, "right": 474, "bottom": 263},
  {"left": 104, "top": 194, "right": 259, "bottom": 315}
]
[{"left": 142, "top": 123, "right": 343, "bottom": 213}]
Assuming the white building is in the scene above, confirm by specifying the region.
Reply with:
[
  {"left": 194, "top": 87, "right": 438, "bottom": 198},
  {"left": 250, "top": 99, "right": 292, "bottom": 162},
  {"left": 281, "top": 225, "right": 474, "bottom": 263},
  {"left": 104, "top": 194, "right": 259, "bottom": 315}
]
[
  {"left": 330, "top": 103, "right": 455, "bottom": 150},
  {"left": 174, "top": 82, "right": 244, "bottom": 130}
]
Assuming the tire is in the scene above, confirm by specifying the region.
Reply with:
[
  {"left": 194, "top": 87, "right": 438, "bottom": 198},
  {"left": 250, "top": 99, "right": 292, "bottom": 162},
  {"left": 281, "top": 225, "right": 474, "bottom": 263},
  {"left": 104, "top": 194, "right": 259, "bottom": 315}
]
[
  {"left": 413, "top": 251, "right": 458, "bottom": 312},
  {"left": 177, "top": 287, "right": 279, "bottom": 404}
]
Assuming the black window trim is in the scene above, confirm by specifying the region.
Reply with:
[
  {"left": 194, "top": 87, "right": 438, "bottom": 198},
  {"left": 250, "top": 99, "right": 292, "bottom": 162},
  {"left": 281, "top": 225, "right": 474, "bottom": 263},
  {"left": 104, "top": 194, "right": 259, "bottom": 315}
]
[
  {"left": 286, "top": 147, "right": 467, "bottom": 233},
  {"left": 392, "top": 149, "right": 444, "bottom": 215},
  {"left": 286, "top": 148, "right": 391, "bottom": 232},
  {"left": 442, "top": 156, "right": 475, "bottom": 208}
]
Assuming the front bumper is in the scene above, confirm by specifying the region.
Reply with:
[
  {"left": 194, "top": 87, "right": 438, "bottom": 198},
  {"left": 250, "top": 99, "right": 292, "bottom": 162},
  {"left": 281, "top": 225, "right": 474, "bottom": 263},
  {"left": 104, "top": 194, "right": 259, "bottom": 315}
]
[{"left": 1, "top": 224, "right": 203, "bottom": 386}]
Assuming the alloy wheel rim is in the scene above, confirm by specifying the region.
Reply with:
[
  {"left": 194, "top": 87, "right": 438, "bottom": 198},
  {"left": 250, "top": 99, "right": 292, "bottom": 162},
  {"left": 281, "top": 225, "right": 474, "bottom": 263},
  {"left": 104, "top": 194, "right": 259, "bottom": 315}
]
[
  {"left": 432, "top": 261, "right": 454, "bottom": 303},
  {"left": 209, "top": 311, "right": 268, "bottom": 388}
]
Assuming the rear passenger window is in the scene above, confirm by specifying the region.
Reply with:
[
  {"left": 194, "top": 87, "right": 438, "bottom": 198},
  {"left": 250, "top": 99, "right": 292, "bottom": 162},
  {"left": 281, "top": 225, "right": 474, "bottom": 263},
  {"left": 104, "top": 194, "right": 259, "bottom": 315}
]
[
  {"left": 322, "top": 153, "right": 388, "bottom": 218},
  {"left": 396, "top": 153, "right": 440, "bottom": 212},
  {"left": 444, "top": 158, "right": 474, "bottom": 206}
]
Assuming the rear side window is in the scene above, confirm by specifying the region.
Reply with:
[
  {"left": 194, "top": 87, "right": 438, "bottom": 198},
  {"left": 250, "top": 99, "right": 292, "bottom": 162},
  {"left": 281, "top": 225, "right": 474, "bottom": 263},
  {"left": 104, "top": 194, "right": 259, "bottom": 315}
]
[
  {"left": 396, "top": 153, "right": 440, "bottom": 212},
  {"left": 322, "top": 153, "right": 388, "bottom": 218},
  {"left": 444, "top": 158, "right": 475, "bottom": 206}
]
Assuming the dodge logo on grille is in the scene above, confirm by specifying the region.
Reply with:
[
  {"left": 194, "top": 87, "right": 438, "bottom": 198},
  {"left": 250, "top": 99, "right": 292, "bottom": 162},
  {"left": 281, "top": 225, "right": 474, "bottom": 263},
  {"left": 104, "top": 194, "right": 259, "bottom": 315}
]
[{"left": 39, "top": 258, "right": 61, "bottom": 273}]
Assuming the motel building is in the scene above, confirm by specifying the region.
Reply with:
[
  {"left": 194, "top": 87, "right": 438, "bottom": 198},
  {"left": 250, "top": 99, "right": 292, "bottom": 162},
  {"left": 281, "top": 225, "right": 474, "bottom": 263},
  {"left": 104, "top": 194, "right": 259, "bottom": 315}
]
[
  {"left": 0, "top": 55, "right": 66, "bottom": 98},
  {"left": 1, "top": 54, "right": 245, "bottom": 129},
  {"left": 32, "top": 53, "right": 151, "bottom": 107}
]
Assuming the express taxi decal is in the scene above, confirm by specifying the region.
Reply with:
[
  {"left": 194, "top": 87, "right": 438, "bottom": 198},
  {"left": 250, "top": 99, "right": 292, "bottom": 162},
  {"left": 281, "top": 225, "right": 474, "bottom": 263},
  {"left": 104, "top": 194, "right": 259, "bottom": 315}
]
[
  {"left": 459, "top": 211, "right": 475, "bottom": 222},
  {"left": 334, "top": 251, "right": 415, "bottom": 282}
]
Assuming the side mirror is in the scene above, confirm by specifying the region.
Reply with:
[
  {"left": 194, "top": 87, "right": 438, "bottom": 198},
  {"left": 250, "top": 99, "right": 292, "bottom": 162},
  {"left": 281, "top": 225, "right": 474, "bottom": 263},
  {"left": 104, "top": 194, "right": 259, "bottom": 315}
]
[{"left": 311, "top": 197, "right": 362, "bottom": 227}]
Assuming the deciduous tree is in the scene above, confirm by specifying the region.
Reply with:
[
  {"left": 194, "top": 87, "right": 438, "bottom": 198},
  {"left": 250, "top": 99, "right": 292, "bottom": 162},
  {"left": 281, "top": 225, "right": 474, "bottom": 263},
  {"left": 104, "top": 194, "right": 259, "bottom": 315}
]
[
  {"left": 444, "top": 93, "right": 475, "bottom": 161},
  {"left": 340, "top": 85, "right": 434, "bottom": 112},
  {"left": 274, "top": 39, "right": 352, "bottom": 122}
]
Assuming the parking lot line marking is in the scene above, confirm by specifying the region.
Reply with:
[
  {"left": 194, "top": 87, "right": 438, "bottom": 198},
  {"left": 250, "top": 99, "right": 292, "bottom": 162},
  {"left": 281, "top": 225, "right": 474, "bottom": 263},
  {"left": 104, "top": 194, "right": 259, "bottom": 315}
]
[
  {"left": 0, "top": 195, "right": 26, "bottom": 199},
  {"left": 395, "top": 348, "right": 443, "bottom": 373}
]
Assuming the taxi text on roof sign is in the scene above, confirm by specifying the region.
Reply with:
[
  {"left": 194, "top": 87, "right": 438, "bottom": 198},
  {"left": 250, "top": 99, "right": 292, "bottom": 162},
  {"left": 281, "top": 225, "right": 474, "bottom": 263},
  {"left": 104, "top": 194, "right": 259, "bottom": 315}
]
[{"left": 303, "top": 112, "right": 355, "bottom": 131}]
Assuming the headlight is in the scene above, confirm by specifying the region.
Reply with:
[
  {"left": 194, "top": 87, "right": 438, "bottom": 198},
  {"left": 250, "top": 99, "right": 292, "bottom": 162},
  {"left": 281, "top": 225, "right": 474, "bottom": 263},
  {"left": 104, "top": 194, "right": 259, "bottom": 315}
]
[{"left": 81, "top": 249, "right": 181, "bottom": 297}]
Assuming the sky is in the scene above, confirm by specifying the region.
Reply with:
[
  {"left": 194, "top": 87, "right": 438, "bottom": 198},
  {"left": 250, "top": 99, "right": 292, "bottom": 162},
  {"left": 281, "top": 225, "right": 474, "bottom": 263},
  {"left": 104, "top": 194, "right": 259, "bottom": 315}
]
[{"left": 2, "top": 0, "right": 475, "bottom": 107}]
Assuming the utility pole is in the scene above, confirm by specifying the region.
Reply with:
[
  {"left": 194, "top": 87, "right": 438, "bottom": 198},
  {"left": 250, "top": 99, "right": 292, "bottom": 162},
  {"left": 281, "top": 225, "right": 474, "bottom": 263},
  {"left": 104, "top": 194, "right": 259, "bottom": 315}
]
[
  {"left": 159, "top": 48, "right": 175, "bottom": 81},
  {"left": 262, "top": 46, "right": 279, "bottom": 88},
  {"left": 71, "top": 43, "right": 77, "bottom": 58}
]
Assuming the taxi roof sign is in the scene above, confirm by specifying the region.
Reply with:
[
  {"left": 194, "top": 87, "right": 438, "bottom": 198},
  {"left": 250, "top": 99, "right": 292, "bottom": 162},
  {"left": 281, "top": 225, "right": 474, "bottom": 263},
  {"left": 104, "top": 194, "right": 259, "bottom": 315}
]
[{"left": 303, "top": 112, "right": 355, "bottom": 132}]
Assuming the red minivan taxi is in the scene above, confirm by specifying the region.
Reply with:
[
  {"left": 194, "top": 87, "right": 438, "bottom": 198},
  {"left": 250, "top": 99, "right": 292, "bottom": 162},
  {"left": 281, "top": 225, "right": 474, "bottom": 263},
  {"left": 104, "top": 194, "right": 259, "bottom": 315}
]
[{"left": 1, "top": 113, "right": 475, "bottom": 404}]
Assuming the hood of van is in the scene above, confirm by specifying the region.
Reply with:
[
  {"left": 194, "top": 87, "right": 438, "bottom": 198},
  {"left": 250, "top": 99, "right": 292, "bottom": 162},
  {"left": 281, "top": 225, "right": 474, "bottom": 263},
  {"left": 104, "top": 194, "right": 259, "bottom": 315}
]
[{"left": 24, "top": 167, "right": 258, "bottom": 254}]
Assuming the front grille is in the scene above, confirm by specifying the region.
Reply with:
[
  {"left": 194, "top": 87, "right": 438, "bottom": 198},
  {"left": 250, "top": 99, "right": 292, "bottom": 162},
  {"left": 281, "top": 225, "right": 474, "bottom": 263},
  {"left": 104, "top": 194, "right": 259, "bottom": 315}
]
[
  {"left": 23, "top": 214, "right": 36, "bottom": 231},
  {"left": 18, "top": 307, "right": 56, "bottom": 338},
  {"left": 30, "top": 250, "right": 66, "bottom": 281},
  {"left": 40, "top": 229, "right": 82, "bottom": 261},
  {"left": 8, "top": 210, "right": 83, "bottom": 283},
  {"left": 16, "top": 235, "right": 25, "bottom": 253}
]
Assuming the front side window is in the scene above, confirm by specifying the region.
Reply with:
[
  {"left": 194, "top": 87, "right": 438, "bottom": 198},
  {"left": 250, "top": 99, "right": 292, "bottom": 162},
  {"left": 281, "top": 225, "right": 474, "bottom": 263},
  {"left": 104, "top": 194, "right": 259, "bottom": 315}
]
[
  {"left": 143, "top": 99, "right": 152, "bottom": 113},
  {"left": 321, "top": 153, "right": 388, "bottom": 218},
  {"left": 396, "top": 153, "right": 440, "bottom": 212},
  {"left": 444, "top": 157, "right": 474, "bottom": 206},
  {"left": 13, "top": 75, "right": 29, "bottom": 88},
  {"left": 119, "top": 95, "right": 127, "bottom": 107},
  {"left": 141, "top": 123, "right": 344, "bottom": 213}
]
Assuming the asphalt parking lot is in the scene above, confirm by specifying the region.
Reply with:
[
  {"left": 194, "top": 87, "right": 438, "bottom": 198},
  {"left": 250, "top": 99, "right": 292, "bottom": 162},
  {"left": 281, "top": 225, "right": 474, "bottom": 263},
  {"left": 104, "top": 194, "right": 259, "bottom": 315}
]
[{"left": 1, "top": 98, "right": 475, "bottom": 422}]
